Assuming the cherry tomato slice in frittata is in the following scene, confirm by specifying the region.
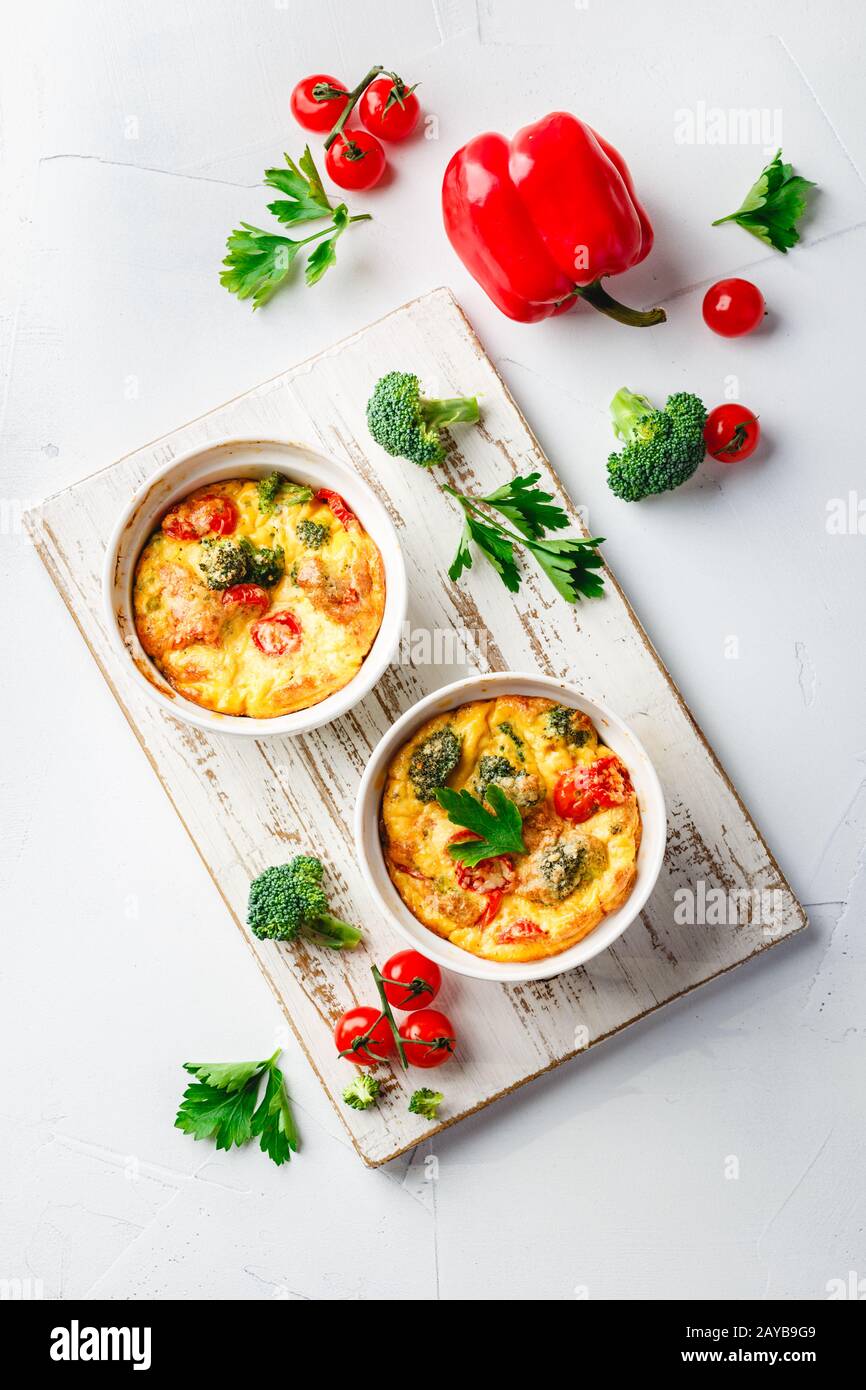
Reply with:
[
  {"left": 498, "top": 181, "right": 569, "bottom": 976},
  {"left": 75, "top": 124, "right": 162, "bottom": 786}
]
[
  {"left": 554, "top": 754, "right": 632, "bottom": 823},
  {"left": 221, "top": 584, "right": 271, "bottom": 611},
  {"left": 250, "top": 609, "right": 302, "bottom": 656},
  {"left": 315, "top": 488, "right": 358, "bottom": 528}
]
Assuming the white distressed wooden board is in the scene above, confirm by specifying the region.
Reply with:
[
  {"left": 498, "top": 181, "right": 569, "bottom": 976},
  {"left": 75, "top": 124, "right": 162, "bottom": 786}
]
[{"left": 29, "top": 288, "right": 807, "bottom": 1165}]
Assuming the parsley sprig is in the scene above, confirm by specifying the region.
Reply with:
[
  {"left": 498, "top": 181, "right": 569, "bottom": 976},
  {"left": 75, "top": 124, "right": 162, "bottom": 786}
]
[
  {"left": 175, "top": 1050, "right": 298, "bottom": 1166},
  {"left": 435, "top": 784, "right": 526, "bottom": 866},
  {"left": 712, "top": 149, "right": 816, "bottom": 253},
  {"left": 444, "top": 471, "right": 605, "bottom": 603},
  {"left": 221, "top": 146, "right": 371, "bottom": 308}
]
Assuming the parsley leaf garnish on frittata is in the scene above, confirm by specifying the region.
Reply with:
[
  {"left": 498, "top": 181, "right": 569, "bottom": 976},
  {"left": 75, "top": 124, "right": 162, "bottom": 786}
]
[
  {"left": 436, "top": 783, "right": 526, "bottom": 865},
  {"left": 712, "top": 149, "right": 816, "bottom": 252},
  {"left": 176, "top": 1050, "right": 298, "bottom": 1166}
]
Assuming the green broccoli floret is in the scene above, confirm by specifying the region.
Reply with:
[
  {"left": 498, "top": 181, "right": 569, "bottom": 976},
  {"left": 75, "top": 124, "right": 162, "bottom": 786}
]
[
  {"left": 343, "top": 1071, "right": 381, "bottom": 1111},
  {"left": 474, "top": 754, "right": 544, "bottom": 813},
  {"left": 539, "top": 839, "right": 607, "bottom": 902},
  {"left": 497, "top": 721, "right": 525, "bottom": 761},
  {"left": 547, "top": 705, "right": 590, "bottom": 747},
  {"left": 408, "top": 1087, "right": 443, "bottom": 1119},
  {"left": 407, "top": 726, "right": 462, "bottom": 802},
  {"left": 606, "top": 388, "right": 707, "bottom": 501},
  {"left": 247, "top": 856, "right": 362, "bottom": 949},
  {"left": 242, "top": 539, "right": 285, "bottom": 587},
  {"left": 198, "top": 538, "right": 249, "bottom": 589},
  {"left": 296, "top": 519, "right": 330, "bottom": 550},
  {"left": 367, "top": 371, "right": 479, "bottom": 467},
  {"left": 256, "top": 471, "right": 313, "bottom": 515}
]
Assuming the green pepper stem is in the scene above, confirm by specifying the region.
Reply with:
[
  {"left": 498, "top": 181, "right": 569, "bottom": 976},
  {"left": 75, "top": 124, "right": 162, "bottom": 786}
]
[{"left": 572, "top": 279, "right": 666, "bottom": 328}]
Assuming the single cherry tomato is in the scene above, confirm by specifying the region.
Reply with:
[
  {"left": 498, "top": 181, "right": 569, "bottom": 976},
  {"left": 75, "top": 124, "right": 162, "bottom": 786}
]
[
  {"left": 400, "top": 1009, "right": 456, "bottom": 1069},
  {"left": 359, "top": 75, "right": 420, "bottom": 142},
  {"left": 334, "top": 1006, "right": 394, "bottom": 1067},
  {"left": 703, "top": 404, "right": 760, "bottom": 462},
  {"left": 325, "top": 128, "right": 386, "bottom": 190},
  {"left": 381, "top": 949, "right": 442, "bottom": 1010},
  {"left": 496, "top": 918, "right": 547, "bottom": 945},
  {"left": 250, "top": 609, "right": 302, "bottom": 656},
  {"left": 554, "top": 755, "right": 632, "bottom": 823},
  {"left": 702, "top": 278, "right": 765, "bottom": 337},
  {"left": 290, "top": 73, "right": 349, "bottom": 132},
  {"left": 221, "top": 583, "right": 270, "bottom": 611},
  {"left": 315, "top": 487, "right": 357, "bottom": 528}
]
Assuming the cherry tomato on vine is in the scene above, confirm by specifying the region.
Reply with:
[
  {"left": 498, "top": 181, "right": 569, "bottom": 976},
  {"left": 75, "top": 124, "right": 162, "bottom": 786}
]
[
  {"left": 359, "top": 75, "right": 420, "bottom": 141},
  {"left": 400, "top": 1009, "right": 457, "bottom": 1069},
  {"left": 381, "top": 950, "right": 442, "bottom": 1010},
  {"left": 325, "top": 129, "right": 386, "bottom": 190},
  {"left": 290, "top": 73, "right": 349, "bottom": 132},
  {"left": 702, "top": 278, "right": 765, "bottom": 337},
  {"left": 334, "top": 1005, "right": 394, "bottom": 1067},
  {"left": 703, "top": 404, "right": 760, "bottom": 462}
]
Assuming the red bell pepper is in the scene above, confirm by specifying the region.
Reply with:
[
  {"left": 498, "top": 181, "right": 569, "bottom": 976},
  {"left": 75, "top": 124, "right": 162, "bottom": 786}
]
[{"left": 442, "top": 111, "right": 665, "bottom": 328}]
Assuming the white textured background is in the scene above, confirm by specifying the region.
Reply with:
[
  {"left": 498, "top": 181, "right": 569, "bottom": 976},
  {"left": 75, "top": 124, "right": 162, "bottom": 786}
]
[{"left": 2, "top": 0, "right": 864, "bottom": 1300}]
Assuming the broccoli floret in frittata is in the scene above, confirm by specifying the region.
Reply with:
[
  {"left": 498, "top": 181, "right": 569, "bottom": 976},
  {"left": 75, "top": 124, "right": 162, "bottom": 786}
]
[
  {"left": 198, "top": 538, "right": 250, "bottom": 589},
  {"left": 408, "top": 727, "right": 462, "bottom": 802},
  {"left": 546, "top": 705, "right": 591, "bottom": 747},
  {"left": 538, "top": 839, "right": 607, "bottom": 902},
  {"left": 296, "top": 519, "right": 330, "bottom": 550}
]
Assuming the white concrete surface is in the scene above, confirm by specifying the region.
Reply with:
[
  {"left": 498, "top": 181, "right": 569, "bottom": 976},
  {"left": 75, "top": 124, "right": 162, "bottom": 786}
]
[{"left": 1, "top": 0, "right": 864, "bottom": 1300}]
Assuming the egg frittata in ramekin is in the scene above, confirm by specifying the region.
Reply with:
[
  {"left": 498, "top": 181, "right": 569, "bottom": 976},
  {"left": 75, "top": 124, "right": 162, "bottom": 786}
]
[
  {"left": 133, "top": 473, "right": 385, "bottom": 718},
  {"left": 381, "top": 695, "right": 641, "bottom": 963}
]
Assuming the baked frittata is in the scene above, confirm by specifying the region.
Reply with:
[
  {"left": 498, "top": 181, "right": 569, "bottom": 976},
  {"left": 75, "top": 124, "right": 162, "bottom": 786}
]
[
  {"left": 133, "top": 474, "right": 385, "bottom": 718},
  {"left": 381, "top": 695, "right": 641, "bottom": 962}
]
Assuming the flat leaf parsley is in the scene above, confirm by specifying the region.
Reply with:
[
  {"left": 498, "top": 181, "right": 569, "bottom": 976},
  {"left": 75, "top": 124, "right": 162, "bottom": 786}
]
[{"left": 175, "top": 1050, "right": 299, "bottom": 1166}]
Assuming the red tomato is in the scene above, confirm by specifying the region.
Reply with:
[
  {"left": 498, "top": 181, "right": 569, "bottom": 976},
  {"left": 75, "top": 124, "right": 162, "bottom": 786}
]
[
  {"left": 221, "top": 584, "right": 270, "bottom": 611},
  {"left": 554, "top": 755, "right": 632, "bottom": 823},
  {"left": 381, "top": 950, "right": 442, "bottom": 1010},
  {"left": 250, "top": 609, "right": 302, "bottom": 656},
  {"left": 163, "top": 495, "right": 237, "bottom": 539},
  {"left": 359, "top": 75, "right": 420, "bottom": 141},
  {"left": 496, "top": 918, "right": 547, "bottom": 945},
  {"left": 400, "top": 1009, "right": 456, "bottom": 1069},
  {"left": 702, "top": 278, "right": 765, "bottom": 337},
  {"left": 325, "top": 129, "right": 386, "bottom": 190},
  {"left": 703, "top": 404, "right": 760, "bottom": 462},
  {"left": 334, "top": 1006, "right": 393, "bottom": 1067},
  {"left": 315, "top": 487, "right": 357, "bottom": 528},
  {"left": 290, "top": 73, "right": 349, "bottom": 132}
]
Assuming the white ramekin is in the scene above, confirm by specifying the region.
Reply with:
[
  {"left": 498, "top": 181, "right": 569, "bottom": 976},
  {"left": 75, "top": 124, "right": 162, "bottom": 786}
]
[
  {"left": 103, "top": 437, "right": 407, "bottom": 737},
  {"left": 355, "top": 672, "right": 666, "bottom": 983}
]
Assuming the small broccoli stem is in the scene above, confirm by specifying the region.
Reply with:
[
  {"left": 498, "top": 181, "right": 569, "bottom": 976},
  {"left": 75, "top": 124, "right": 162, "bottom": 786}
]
[
  {"left": 609, "top": 387, "right": 656, "bottom": 443},
  {"left": 324, "top": 64, "right": 385, "bottom": 150},
  {"left": 419, "top": 395, "right": 480, "bottom": 430},
  {"left": 572, "top": 279, "right": 666, "bottom": 328},
  {"left": 307, "top": 914, "right": 363, "bottom": 949}
]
